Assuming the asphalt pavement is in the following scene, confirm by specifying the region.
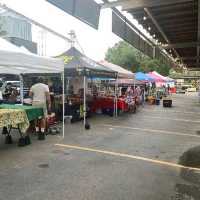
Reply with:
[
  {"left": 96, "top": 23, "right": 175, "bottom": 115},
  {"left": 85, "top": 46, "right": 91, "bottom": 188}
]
[{"left": 1, "top": 93, "right": 200, "bottom": 200}]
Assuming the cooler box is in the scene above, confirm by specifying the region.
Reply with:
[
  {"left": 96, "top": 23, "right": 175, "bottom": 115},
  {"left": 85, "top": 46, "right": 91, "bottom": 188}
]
[{"left": 163, "top": 96, "right": 172, "bottom": 107}]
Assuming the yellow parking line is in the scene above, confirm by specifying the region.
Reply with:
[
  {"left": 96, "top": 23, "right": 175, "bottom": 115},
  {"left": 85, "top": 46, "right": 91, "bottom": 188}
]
[
  {"left": 55, "top": 143, "right": 200, "bottom": 171},
  {"left": 142, "top": 116, "right": 200, "bottom": 123},
  {"left": 103, "top": 124, "right": 200, "bottom": 139},
  {"left": 142, "top": 108, "right": 200, "bottom": 115}
]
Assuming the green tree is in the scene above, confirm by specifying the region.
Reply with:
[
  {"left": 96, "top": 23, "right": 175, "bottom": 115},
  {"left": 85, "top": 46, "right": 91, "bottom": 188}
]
[
  {"left": 140, "top": 59, "right": 170, "bottom": 76},
  {"left": 105, "top": 41, "right": 140, "bottom": 72},
  {"left": 105, "top": 41, "right": 171, "bottom": 76}
]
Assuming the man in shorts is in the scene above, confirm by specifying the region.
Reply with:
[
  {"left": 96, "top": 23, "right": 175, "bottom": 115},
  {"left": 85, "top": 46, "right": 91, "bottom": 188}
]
[{"left": 29, "top": 77, "right": 51, "bottom": 140}]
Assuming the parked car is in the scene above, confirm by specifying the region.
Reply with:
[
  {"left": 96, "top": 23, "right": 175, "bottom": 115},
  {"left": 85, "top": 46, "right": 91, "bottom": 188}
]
[
  {"left": 186, "top": 86, "right": 196, "bottom": 92},
  {"left": 176, "top": 87, "right": 185, "bottom": 94},
  {"left": 0, "top": 80, "right": 20, "bottom": 92}
]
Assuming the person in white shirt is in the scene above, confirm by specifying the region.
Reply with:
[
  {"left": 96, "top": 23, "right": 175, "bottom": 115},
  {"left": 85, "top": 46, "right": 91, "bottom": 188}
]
[
  {"left": 29, "top": 77, "right": 51, "bottom": 140},
  {"left": 0, "top": 90, "right": 3, "bottom": 103}
]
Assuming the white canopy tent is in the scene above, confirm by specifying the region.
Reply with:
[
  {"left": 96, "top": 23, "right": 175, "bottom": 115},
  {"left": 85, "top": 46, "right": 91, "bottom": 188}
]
[
  {"left": 0, "top": 38, "right": 64, "bottom": 74},
  {"left": 99, "top": 60, "right": 134, "bottom": 79},
  {"left": 0, "top": 38, "right": 65, "bottom": 137},
  {"left": 99, "top": 60, "right": 135, "bottom": 117}
]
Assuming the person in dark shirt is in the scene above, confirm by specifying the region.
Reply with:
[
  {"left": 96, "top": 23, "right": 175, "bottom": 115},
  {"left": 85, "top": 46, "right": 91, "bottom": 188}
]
[{"left": 4, "top": 83, "right": 12, "bottom": 101}]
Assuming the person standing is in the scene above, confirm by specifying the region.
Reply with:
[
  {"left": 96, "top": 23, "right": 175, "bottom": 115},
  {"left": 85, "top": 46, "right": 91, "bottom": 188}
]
[
  {"left": 29, "top": 77, "right": 51, "bottom": 140},
  {"left": 125, "top": 87, "right": 136, "bottom": 113},
  {"left": 4, "top": 82, "right": 12, "bottom": 101},
  {"left": 0, "top": 90, "right": 3, "bottom": 103},
  {"left": 167, "top": 84, "right": 170, "bottom": 94},
  {"left": 140, "top": 87, "right": 145, "bottom": 107}
]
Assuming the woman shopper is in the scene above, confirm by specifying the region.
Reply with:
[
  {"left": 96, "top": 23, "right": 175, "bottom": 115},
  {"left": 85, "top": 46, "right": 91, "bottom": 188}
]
[{"left": 125, "top": 87, "right": 136, "bottom": 113}]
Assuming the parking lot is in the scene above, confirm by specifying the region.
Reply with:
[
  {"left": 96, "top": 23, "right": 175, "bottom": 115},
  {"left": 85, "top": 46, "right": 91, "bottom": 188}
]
[{"left": 1, "top": 94, "right": 200, "bottom": 200}]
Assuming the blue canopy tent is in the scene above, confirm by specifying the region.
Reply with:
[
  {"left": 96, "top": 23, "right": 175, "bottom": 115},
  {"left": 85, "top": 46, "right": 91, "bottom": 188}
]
[{"left": 135, "top": 72, "right": 155, "bottom": 82}]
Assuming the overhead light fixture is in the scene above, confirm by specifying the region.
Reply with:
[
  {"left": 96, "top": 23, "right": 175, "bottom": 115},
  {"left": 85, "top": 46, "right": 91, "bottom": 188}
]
[
  {"left": 143, "top": 16, "right": 147, "bottom": 21},
  {"left": 153, "top": 34, "right": 156, "bottom": 38},
  {"left": 148, "top": 27, "right": 151, "bottom": 31}
]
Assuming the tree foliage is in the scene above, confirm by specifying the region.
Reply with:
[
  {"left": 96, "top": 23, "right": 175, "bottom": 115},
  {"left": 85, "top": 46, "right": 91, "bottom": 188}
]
[
  {"left": 105, "top": 41, "right": 171, "bottom": 76},
  {"left": 140, "top": 59, "right": 171, "bottom": 76},
  {"left": 105, "top": 41, "right": 141, "bottom": 72}
]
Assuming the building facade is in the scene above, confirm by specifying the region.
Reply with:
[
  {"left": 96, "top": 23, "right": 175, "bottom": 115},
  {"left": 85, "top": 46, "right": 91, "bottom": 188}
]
[{"left": 0, "top": 11, "right": 37, "bottom": 53}]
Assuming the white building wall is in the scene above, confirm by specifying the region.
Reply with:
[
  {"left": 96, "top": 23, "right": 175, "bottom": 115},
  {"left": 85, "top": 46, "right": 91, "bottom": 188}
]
[{"left": 1, "top": 15, "right": 32, "bottom": 41}]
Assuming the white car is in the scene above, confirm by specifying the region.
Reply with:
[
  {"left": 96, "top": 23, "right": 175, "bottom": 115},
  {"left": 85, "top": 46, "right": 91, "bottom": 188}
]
[
  {"left": 186, "top": 86, "right": 196, "bottom": 92},
  {"left": 0, "top": 80, "right": 20, "bottom": 93}
]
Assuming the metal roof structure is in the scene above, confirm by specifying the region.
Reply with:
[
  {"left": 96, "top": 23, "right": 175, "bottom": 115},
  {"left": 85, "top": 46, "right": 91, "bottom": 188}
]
[{"left": 101, "top": 0, "right": 199, "bottom": 69}]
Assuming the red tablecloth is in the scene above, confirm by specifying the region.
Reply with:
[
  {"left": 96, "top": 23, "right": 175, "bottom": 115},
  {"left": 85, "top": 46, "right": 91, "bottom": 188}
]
[
  {"left": 90, "top": 97, "right": 129, "bottom": 113},
  {"left": 170, "top": 87, "right": 176, "bottom": 93},
  {"left": 117, "top": 98, "right": 128, "bottom": 111}
]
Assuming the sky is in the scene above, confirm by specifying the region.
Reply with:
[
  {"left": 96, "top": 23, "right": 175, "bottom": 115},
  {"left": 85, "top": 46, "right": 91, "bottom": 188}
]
[{"left": 0, "top": 0, "right": 124, "bottom": 61}]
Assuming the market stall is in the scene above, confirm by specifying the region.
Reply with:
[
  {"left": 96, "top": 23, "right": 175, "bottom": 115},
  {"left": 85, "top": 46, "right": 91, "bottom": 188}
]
[
  {"left": 146, "top": 71, "right": 175, "bottom": 105},
  {"left": 150, "top": 71, "right": 176, "bottom": 93},
  {"left": 0, "top": 38, "right": 64, "bottom": 145},
  {"left": 147, "top": 72, "right": 165, "bottom": 86},
  {"left": 59, "top": 47, "right": 116, "bottom": 127},
  {"left": 99, "top": 61, "right": 136, "bottom": 115},
  {"left": 134, "top": 72, "right": 157, "bottom": 104}
]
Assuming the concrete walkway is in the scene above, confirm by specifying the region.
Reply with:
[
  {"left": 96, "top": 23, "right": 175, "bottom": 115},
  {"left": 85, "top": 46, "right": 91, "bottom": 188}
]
[{"left": 1, "top": 94, "right": 200, "bottom": 200}]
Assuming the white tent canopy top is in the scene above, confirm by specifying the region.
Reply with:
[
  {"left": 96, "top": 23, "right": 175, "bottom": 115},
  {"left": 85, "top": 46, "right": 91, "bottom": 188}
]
[
  {"left": 0, "top": 37, "right": 64, "bottom": 74},
  {"left": 99, "top": 60, "right": 134, "bottom": 79}
]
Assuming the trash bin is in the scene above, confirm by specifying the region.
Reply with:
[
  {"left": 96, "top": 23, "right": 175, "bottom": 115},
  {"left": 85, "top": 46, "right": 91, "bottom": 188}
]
[
  {"left": 163, "top": 99, "right": 172, "bottom": 107},
  {"left": 156, "top": 99, "right": 160, "bottom": 105}
]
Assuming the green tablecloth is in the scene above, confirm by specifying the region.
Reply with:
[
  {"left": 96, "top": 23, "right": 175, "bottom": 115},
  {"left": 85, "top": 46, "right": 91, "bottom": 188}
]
[{"left": 0, "top": 104, "right": 44, "bottom": 121}]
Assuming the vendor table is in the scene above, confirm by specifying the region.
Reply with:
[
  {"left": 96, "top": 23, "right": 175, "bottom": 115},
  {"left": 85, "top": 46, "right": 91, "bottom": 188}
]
[
  {"left": 0, "top": 104, "right": 44, "bottom": 146},
  {"left": 90, "top": 97, "right": 129, "bottom": 114},
  {"left": 0, "top": 109, "right": 29, "bottom": 133},
  {"left": 0, "top": 104, "right": 44, "bottom": 121}
]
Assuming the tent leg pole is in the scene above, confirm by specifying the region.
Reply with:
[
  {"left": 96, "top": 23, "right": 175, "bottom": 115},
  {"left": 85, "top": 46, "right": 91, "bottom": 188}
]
[
  {"left": 83, "top": 76, "right": 86, "bottom": 126},
  {"left": 19, "top": 74, "right": 24, "bottom": 104},
  {"left": 116, "top": 77, "right": 118, "bottom": 117},
  {"left": 62, "top": 72, "right": 65, "bottom": 138},
  {"left": 114, "top": 81, "right": 116, "bottom": 117}
]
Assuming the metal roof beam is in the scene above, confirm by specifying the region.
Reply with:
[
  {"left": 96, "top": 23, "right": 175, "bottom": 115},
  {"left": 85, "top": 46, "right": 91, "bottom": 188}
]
[
  {"left": 103, "top": 2, "right": 154, "bottom": 46},
  {"left": 101, "top": 0, "right": 193, "bottom": 9},
  {"left": 101, "top": 0, "right": 177, "bottom": 67},
  {"left": 161, "top": 42, "right": 200, "bottom": 49},
  {"left": 186, "top": 64, "right": 200, "bottom": 67},
  {"left": 122, "top": 0, "right": 193, "bottom": 10},
  {"left": 101, "top": 0, "right": 130, "bottom": 9},
  {"left": 144, "top": 8, "right": 169, "bottom": 43},
  {"left": 138, "top": 17, "right": 196, "bottom": 25},
  {"left": 143, "top": 7, "right": 180, "bottom": 60},
  {"left": 198, "top": 0, "right": 200, "bottom": 43},
  {"left": 180, "top": 56, "right": 200, "bottom": 60},
  {"left": 187, "top": 68, "right": 200, "bottom": 71},
  {"left": 197, "top": 0, "right": 200, "bottom": 64}
]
